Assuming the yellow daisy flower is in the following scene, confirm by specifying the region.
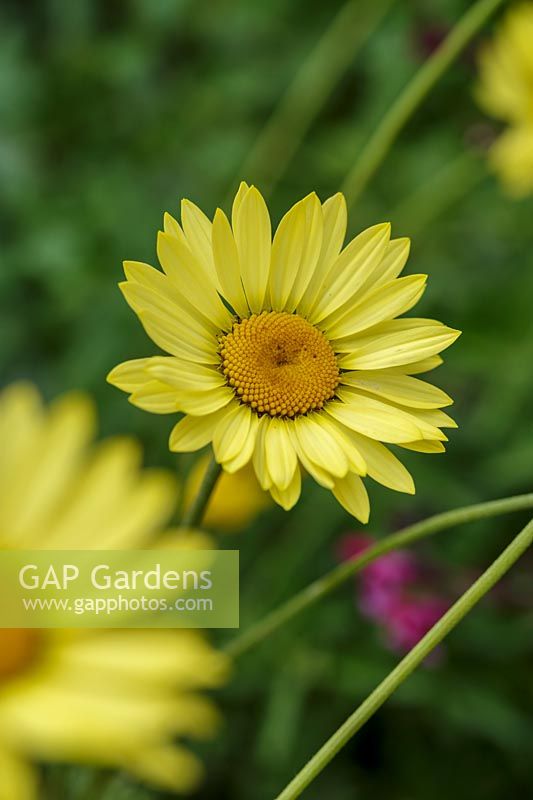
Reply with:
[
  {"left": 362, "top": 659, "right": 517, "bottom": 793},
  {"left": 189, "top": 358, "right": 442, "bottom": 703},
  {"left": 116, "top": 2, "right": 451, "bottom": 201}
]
[
  {"left": 185, "top": 456, "right": 271, "bottom": 531},
  {"left": 108, "top": 185, "right": 459, "bottom": 523},
  {"left": 488, "top": 123, "right": 533, "bottom": 196},
  {"left": 0, "top": 383, "right": 229, "bottom": 798},
  {"left": 476, "top": 2, "right": 533, "bottom": 196}
]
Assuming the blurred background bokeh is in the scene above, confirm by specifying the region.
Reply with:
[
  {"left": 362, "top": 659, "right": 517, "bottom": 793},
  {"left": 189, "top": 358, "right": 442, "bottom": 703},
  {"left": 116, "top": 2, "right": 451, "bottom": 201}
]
[{"left": 1, "top": 0, "right": 532, "bottom": 798}]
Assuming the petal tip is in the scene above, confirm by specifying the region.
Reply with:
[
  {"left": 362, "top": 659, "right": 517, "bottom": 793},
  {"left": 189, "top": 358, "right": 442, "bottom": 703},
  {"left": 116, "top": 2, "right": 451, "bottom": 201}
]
[{"left": 106, "top": 366, "right": 120, "bottom": 386}]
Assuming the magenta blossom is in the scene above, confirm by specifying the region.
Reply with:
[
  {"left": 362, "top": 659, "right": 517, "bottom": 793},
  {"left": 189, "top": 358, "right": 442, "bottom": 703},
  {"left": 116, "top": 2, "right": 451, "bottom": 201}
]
[
  {"left": 337, "top": 533, "right": 449, "bottom": 657},
  {"left": 385, "top": 596, "right": 449, "bottom": 653}
]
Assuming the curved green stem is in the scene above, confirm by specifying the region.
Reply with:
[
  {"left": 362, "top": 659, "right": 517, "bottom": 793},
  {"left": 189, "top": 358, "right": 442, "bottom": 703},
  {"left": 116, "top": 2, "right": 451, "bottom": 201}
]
[
  {"left": 392, "top": 151, "right": 485, "bottom": 235},
  {"left": 181, "top": 453, "right": 222, "bottom": 527},
  {"left": 228, "top": 0, "right": 392, "bottom": 203},
  {"left": 341, "top": 0, "right": 505, "bottom": 209},
  {"left": 275, "top": 516, "right": 533, "bottom": 800},
  {"left": 225, "top": 493, "right": 533, "bottom": 658}
]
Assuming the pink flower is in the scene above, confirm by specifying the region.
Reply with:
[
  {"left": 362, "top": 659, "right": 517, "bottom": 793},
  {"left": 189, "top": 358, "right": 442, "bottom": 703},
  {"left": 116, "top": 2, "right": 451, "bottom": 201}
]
[
  {"left": 337, "top": 532, "right": 450, "bottom": 657},
  {"left": 337, "top": 534, "right": 419, "bottom": 620},
  {"left": 384, "top": 596, "right": 449, "bottom": 653},
  {"left": 337, "top": 534, "right": 418, "bottom": 583},
  {"left": 336, "top": 533, "right": 373, "bottom": 562}
]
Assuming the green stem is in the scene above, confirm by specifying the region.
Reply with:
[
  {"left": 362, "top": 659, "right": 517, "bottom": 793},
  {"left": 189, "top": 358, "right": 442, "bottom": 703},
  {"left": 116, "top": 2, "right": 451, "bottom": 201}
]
[
  {"left": 228, "top": 0, "right": 392, "bottom": 202},
  {"left": 181, "top": 452, "right": 222, "bottom": 527},
  {"left": 341, "top": 0, "right": 505, "bottom": 209},
  {"left": 275, "top": 516, "right": 533, "bottom": 800},
  {"left": 392, "top": 151, "right": 485, "bottom": 235},
  {"left": 225, "top": 493, "right": 533, "bottom": 658}
]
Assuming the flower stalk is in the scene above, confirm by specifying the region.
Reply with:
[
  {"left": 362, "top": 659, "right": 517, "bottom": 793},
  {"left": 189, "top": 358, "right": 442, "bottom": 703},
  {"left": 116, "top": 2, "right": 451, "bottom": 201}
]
[
  {"left": 341, "top": 0, "right": 506, "bottom": 208},
  {"left": 225, "top": 493, "right": 533, "bottom": 658},
  {"left": 229, "top": 0, "right": 392, "bottom": 201},
  {"left": 181, "top": 453, "right": 222, "bottom": 527},
  {"left": 274, "top": 516, "right": 533, "bottom": 800}
]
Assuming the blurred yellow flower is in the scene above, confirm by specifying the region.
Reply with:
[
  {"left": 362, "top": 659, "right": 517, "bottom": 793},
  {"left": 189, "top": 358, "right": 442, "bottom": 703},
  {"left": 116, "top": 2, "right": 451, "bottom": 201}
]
[
  {"left": 108, "top": 184, "right": 459, "bottom": 522},
  {"left": 489, "top": 124, "right": 533, "bottom": 196},
  {"left": 0, "top": 383, "right": 229, "bottom": 798},
  {"left": 476, "top": 3, "right": 533, "bottom": 195},
  {"left": 185, "top": 456, "right": 271, "bottom": 531}
]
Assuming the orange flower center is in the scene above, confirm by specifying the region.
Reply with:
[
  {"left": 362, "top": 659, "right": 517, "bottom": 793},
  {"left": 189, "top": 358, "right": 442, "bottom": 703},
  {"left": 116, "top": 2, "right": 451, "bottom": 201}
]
[
  {"left": 220, "top": 311, "right": 339, "bottom": 417},
  {"left": 0, "top": 629, "right": 42, "bottom": 682}
]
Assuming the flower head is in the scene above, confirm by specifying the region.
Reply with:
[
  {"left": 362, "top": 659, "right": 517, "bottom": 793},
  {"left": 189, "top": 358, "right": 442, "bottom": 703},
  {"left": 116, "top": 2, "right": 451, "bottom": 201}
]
[
  {"left": 0, "top": 383, "right": 229, "bottom": 797},
  {"left": 476, "top": 3, "right": 533, "bottom": 195},
  {"left": 109, "top": 185, "right": 459, "bottom": 522}
]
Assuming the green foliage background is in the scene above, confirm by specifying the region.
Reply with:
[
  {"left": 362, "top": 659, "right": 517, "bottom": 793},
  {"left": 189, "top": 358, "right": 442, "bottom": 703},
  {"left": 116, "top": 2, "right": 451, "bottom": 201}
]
[{"left": 1, "top": 0, "right": 532, "bottom": 798}]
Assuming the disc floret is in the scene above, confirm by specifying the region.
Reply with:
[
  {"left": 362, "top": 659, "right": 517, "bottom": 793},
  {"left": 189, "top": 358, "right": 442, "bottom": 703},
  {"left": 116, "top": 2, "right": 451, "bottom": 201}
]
[{"left": 220, "top": 311, "right": 340, "bottom": 418}]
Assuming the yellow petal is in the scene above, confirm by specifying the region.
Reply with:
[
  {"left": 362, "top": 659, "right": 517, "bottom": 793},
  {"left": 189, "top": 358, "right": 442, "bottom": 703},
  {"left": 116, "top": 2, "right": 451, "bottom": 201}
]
[
  {"left": 123, "top": 260, "right": 216, "bottom": 333},
  {"left": 213, "top": 404, "right": 252, "bottom": 464},
  {"left": 169, "top": 407, "right": 234, "bottom": 452},
  {"left": 325, "top": 274, "right": 427, "bottom": 339},
  {"left": 157, "top": 231, "right": 232, "bottom": 330},
  {"left": 298, "top": 192, "right": 347, "bottom": 316},
  {"left": 107, "top": 358, "right": 154, "bottom": 392},
  {"left": 120, "top": 282, "right": 217, "bottom": 359},
  {"left": 267, "top": 192, "right": 323, "bottom": 312},
  {"left": 80, "top": 470, "right": 178, "bottom": 548},
  {"left": 125, "top": 744, "right": 204, "bottom": 793},
  {"left": 233, "top": 186, "right": 271, "bottom": 313},
  {"left": 356, "top": 237, "right": 411, "bottom": 301},
  {"left": 337, "top": 319, "right": 461, "bottom": 369},
  {"left": 291, "top": 415, "right": 349, "bottom": 478},
  {"left": 147, "top": 357, "right": 226, "bottom": 391},
  {"left": 314, "top": 414, "right": 367, "bottom": 475},
  {"left": 269, "top": 466, "right": 301, "bottom": 510},
  {"left": 264, "top": 418, "right": 297, "bottom": 490},
  {"left": 0, "top": 393, "right": 96, "bottom": 545},
  {"left": 411, "top": 407, "right": 458, "bottom": 429},
  {"left": 252, "top": 417, "right": 272, "bottom": 490},
  {"left": 399, "top": 440, "right": 446, "bottom": 453},
  {"left": 286, "top": 193, "right": 323, "bottom": 310},
  {"left": 231, "top": 181, "right": 250, "bottom": 225},
  {"left": 344, "top": 431, "right": 415, "bottom": 493},
  {"left": 174, "top": 386, "right": 234, "bottom": 416},
  {"left": 0, "top": 384, "right": 43, "bottom": 500},
  {"left": 308, "top": 223, "right": 391, "bottom": 323},
  {"left": 41, "top": 438, "right": 173, "bottom": 548},
  {"left": 286, "top": 424, "right": 335, "bottom": 488},
  {"left": 0, "top": 749, "right": 36, "bottom": 800},
  {"left": 181, "top": 199, "right": 221, "bottom": 291},
  {"left": 222, "top": 412, "right": 260, "bottom": 473},
  {"left": 163, "top": 210, "right": 185, "bottom": 240},
  {"left": 340, "top": 371, "right": 452, "bottom": 409},
  {"left": 488, "top": 124, "right": 533, "bottom": 197},
  {"left": 384, "top": 355, "right": 443, "bottom": 375},
  {"left": 325, "top": 396, "right": 422, "bottom": 444},
  {"left": 212, "top": 208, "right": 249, "bottom": 317},
  {"left": 137, "top": 308, "right": 219, "bottom": 363},
  {"left": 332, "top": 472, "right": 370, "bottom": 523},
  {"left": 129, "top": 381, "right": 182, "bottom": 414},
  {"left": 337, "top": 387, "right": 448, "bottom": 442},
  {"left": 269, "top": 198, "right": 308, "bottom": 311}
]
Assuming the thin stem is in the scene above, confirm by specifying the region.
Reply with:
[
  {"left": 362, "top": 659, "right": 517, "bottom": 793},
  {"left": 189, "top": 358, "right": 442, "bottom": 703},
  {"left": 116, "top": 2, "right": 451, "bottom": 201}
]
[
  {"left": 341, "top": 0, "right": 505, "bottom": 209},
  {"left": 227, "top": 0, "right": 392, "bottom": 203},
  {"left": 275, "top": 516, "right": 533, "bottom": 800},
  {"left": 225, "top": 493, "right": 533, "bottom": 658},
  {"left": 181, "top": 452, "right": 222, "bottom": 527},
  {"left": 392, "top": 151, "right": 485, "bottom": 235}
]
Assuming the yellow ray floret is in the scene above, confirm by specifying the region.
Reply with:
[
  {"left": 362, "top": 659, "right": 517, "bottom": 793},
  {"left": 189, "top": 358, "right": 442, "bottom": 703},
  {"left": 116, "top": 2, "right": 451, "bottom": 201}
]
[
  {"left": 108, "top": 184, "right": 460, "bottom": 522},
  {"left": 0, "top": 383, "right": 229, "bottom": 797},
  {"left": 476, "top": 3, "right": 533, "bottom": 196}
]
